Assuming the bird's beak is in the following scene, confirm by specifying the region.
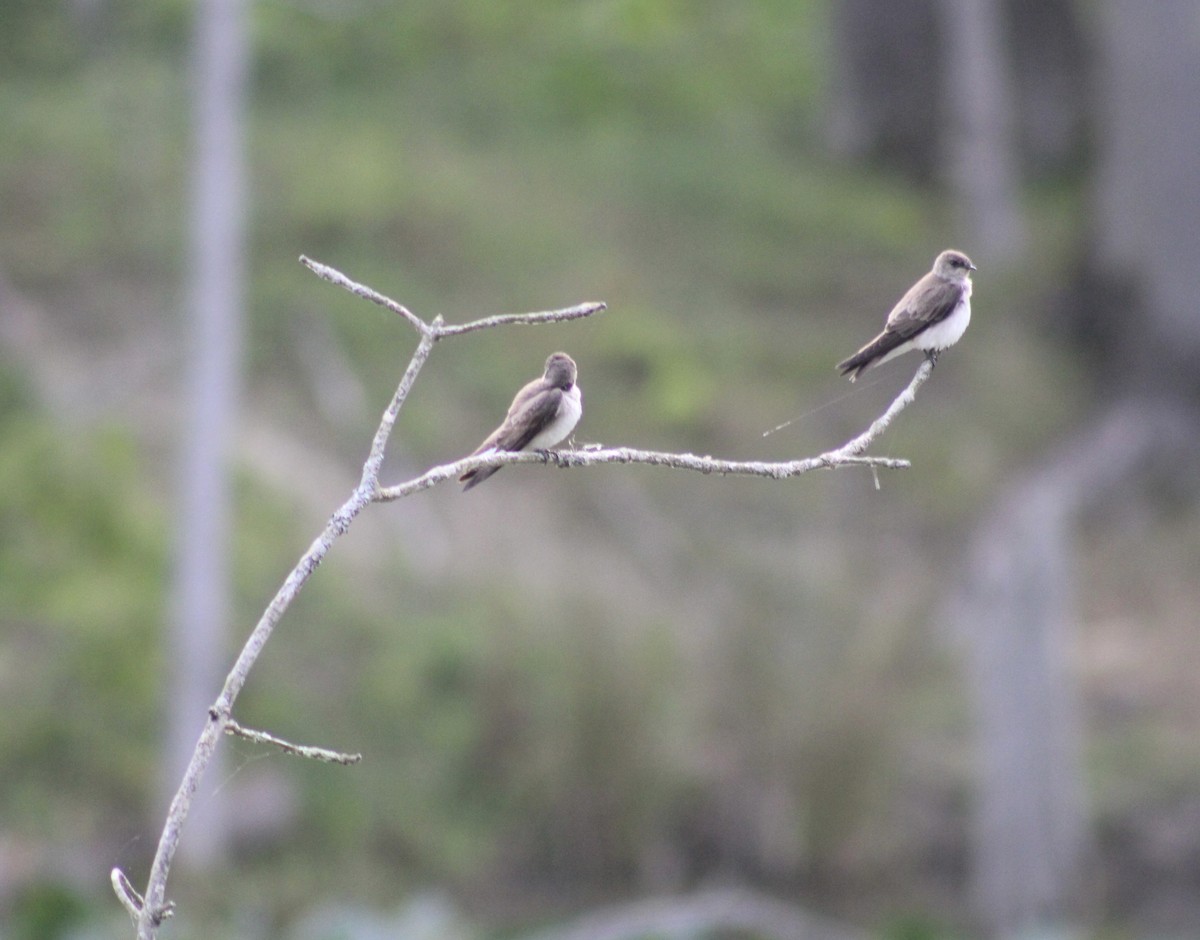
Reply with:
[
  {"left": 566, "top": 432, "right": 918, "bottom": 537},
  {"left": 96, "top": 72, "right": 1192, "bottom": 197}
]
[{"left": 968, "top": 262, "right": 978, "bottom": 272}]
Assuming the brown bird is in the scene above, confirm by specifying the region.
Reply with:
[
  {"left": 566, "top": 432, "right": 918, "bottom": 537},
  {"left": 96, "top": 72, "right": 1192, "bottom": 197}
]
[
  {"left": 837, "top": 249, "right": 976, "bottom": 381},
  {"left": 459, "top": 352, "right": 583, "bottom": 491}
]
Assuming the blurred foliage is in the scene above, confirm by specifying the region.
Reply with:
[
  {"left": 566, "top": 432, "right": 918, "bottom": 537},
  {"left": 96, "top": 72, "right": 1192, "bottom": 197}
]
[
  {"left": 0, "top": 1, "right": 1133, "bottom": 937},
  {"left": 6, "top": 881, "right": 89, "bottom": 940},
  {"left": 0, "top": 392, "right": 162, "bottom": 838}
]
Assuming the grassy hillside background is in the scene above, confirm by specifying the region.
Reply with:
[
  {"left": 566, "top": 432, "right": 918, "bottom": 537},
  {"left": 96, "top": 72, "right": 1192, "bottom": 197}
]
[{"left": 3, "top": 3, "right": 1196, "bottom": 939}]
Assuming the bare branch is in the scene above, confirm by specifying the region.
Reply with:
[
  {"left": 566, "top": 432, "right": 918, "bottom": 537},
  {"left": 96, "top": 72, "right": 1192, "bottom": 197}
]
[
  {"left": 300, "top": 255, "right": 427, "bottom": 334},
  {"left": 111, "top": 868, "right": 144, "bottom": 922},
  {"left": 225, "top": 718, "right": 362, "bottom": 765},
  {"left": 121, "top": 260, "right": 937, "bottom": 936},
  {"left": 299, "top": 256, "right": 608, "bottom": 340},
  {"left": 362, "top": 326, "right": 437, "bottom": 490},
  {"left": 433, "top": 301, "right": 608, "bottom": 338},
  {"left": 137, "top": 481, "right": 380, "bottom": 928},
  {"left": 823, "top": 357, "right": 933, "bottom": 459},
  {"left": 376, "top": 447, "right": 909, "bottom": 501},
  {"left": 120, "top": 275, "right": 611, "bottom": 936}
]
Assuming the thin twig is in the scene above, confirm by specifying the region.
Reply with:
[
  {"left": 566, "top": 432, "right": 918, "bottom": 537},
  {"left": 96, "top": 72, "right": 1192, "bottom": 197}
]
[
  {"left": 225, "top": 718, "right": 362, "bottom": 765},
  {"left": 363, "top": 327, "right": 437, "bottom": 490},
  {"left": 823, "top": 358, "right": 933, "bottom": 459},
  {"left": 299, "top": 255, "right": 426, "bottom": 334},
  {"left": 433, "top": 302, "right": 607, "bottom": 338},
  {"left": 299, "top": 255, "right": 608, "bottom": 340},
  {"left": 111, "top": 868, "right": 144, "bottom": 922}
]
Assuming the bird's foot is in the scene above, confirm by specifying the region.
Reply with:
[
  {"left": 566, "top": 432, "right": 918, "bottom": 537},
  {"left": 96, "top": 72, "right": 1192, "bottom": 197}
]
[{"left": 925, "top": 349, "right": 940, "bottom": 367}]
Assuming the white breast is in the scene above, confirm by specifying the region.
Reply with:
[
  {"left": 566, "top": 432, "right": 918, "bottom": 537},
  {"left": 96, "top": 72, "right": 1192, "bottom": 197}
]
[
  {"left": 914, "top": 296, "right": 971, "bottom": 352},
  {"left": 526, "top": 384, "right": 582, "bottom": 450}
]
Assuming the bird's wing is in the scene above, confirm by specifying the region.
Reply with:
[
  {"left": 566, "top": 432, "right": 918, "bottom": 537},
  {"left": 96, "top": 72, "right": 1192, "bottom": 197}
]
[
  {"left": 460, "top": 376, "right": 564, "bottom": 489},
  {"left": 466, "top": 377, "right": 542, "bottom": 455},
  {"left": 491, "top": 387, "right": 565, "bottom": 453},
  {"left": 883, "top": 275, "right": 964, "bottom": 340}
]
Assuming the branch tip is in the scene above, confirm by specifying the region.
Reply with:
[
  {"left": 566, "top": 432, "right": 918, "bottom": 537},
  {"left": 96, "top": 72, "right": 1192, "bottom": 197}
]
[
  {"left": 111, "top": 867, "right": 143, "bottom": 920},
  {"left": 821, "top": 359, "right": 933, "bottom": 461},
  {"left": 152, "top": 901, "right": 177, "bottom": 925},
  {"left": 299, "top": 256, "right": 427, "bottom": 333},
  {"left": 226, "top": 718, "right": 362, "bottom": 765}
]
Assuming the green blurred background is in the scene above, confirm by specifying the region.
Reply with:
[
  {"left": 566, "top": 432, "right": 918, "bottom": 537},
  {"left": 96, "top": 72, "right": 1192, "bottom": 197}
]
[{"left": 3, "top": 2, "right": 1199, "bottom": 938}]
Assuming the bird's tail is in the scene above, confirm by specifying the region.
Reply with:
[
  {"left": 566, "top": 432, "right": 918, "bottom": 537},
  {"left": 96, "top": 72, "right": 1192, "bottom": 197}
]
[
  {"left": 836, "top": 332, "right": 899, "bottom": 382},
  {"left": 459, "top": 465, "right": 500, "bottom": 491}
]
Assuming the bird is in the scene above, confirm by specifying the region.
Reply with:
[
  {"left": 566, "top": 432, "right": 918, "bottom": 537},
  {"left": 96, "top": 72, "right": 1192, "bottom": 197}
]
[
  {"left": 459, "top": 352, "right": 583, "bottom": 491},
  {"left": 836, "top": 249, "right": 976, "bottom": 381}
]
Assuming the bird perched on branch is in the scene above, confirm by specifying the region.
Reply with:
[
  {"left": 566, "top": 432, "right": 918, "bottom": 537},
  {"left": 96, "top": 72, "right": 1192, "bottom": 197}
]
[
  {"left": 837, "top": 249, "right": 976, "bottom": 381},
  {"left": 459, "top": 352, "right": 583, "bottom": 491}
]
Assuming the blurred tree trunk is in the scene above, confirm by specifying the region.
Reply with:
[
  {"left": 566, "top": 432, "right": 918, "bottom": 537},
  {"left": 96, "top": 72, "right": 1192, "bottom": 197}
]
[
  {"left": 938, "top": 0, "right": 1021, "bottom": 262},
  {"left": 167, "top": 0, "right": 248, "bottom": 869},
  {"left": 827, "top": 0, "right": 1022, "bottom": 257},
  {"left": 827, "top": 0, "right": 1085, "bottom": 250},
  {"left": 1090, "top": 0, "right": 1200, "bottom": 380},
  {"left": 948, "top": 403, "right": 1194, "bottom": 938},
  {"left": 1004, "top": 0, "right": 1089, "bottom": 171},
  {"left": 826, "top": 0, "right": 942, "bottom": 179},
  {"left": 951, "top": 3, "right": 1200, "bottom": 936}
]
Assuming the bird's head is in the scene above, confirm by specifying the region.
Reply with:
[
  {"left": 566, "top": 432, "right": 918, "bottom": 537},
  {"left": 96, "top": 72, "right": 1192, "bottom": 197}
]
[
  {"left": 934, "top": 249, "right": 977, "bottom": 278},
  {"left": 543, "top": 352, "right": 578, "bottom": 389}
]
